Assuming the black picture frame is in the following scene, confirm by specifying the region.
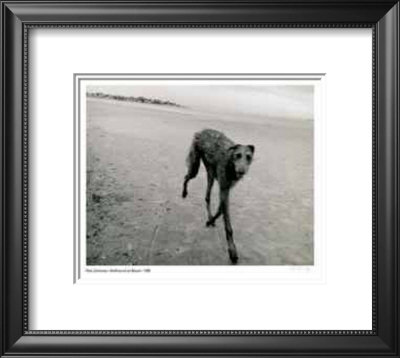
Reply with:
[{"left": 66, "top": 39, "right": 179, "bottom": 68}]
[{"left": 1, "top": 0, "right": 399, "bottom": 356}]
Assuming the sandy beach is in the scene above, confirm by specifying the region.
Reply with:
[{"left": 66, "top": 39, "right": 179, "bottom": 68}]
[{"left": 86, "top": 98, "right": 313, "bottom": 265}]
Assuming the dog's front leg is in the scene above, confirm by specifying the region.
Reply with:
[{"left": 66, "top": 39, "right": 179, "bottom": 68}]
[
  {"left": 205, "top": 171, "right": 215, "bottom": 222},
  {"left": 205, "top": 187, "right": 226, "bottom": 227},
  {"left": 221, "top": 191, "right": 238, "bottom": 264}
]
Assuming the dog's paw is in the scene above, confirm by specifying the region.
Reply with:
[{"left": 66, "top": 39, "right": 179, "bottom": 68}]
[
  {"left": 206, "top": 220, "right": 215, "bottom": 227},
  {"left": 229, "top": 249, "right": 239, "bottom": 264},
  {"left": 230, "top": 256, "right": 239, "bottom": 265}
]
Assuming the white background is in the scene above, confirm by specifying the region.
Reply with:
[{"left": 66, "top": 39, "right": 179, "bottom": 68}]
[
  {"left": 29, "top": 28, "right": 372, "bottom": 330},
  {"left": 77, "top": 75, "right": 325, "bottom": 284}
]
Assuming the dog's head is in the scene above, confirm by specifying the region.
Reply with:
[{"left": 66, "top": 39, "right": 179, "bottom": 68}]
[{"left": 228, "top": 144, "right": 255, "bottom": 180}]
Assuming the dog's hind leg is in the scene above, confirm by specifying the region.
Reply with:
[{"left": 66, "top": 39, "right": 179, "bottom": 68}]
[{"left": 182, "top": 143, "right": 200, "bottom": 198}]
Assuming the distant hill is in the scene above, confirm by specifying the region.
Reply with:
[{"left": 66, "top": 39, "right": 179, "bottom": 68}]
[{"left": 87, "top": 92, "right": 183, "bottom": 108}]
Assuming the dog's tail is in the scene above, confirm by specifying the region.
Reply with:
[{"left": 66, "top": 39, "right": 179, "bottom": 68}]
[
  {"left": 185, "top": 133, "right": 201, "bottom": 179},
  {"left": 182, "top": 134, "right": 201, "bottom": 198}
]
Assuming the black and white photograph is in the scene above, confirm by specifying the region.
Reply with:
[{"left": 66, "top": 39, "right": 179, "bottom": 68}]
[
  {"left": 4, "top": 0, "right": 399, "bottom": 352},
  {"left": 84, "top": 77, "right": 314, "bottom": 266}
]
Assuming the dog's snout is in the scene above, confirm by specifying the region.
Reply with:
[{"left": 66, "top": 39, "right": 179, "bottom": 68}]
[{"left": 237, "top": 168, "right": 246, "bottom": 175}]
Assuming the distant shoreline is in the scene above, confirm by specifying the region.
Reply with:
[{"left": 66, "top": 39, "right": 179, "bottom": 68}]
[{"left": 87, "top": 92, "right": 183, "bottom": 108}]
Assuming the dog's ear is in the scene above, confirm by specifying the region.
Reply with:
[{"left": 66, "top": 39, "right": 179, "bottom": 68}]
[
  {"left": 247, "top": 145, "right": 255, "bottom": 154},
  {"left": 228, "top": 144, "right": 240, "bottom": 154}
]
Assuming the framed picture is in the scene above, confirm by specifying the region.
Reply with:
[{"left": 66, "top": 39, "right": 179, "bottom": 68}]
[{"left": 1, "top": 0, "right": 399, "bottom": 357}]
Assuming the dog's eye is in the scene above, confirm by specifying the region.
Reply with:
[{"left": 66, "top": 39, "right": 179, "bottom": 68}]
[
  {"left": 235, "top": 153, "right": 242, "bottom": 159},
  {"left": 246, "top": 154, "right": 252, "bottom": 161}
]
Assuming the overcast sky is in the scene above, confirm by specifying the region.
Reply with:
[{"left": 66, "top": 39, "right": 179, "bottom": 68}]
[{"left": 87, "top": 84, "right": 314, "bottom": 120}]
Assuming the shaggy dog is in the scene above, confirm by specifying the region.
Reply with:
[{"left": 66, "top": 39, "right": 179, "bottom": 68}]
[{"left": 182, "top": 129, "right": 255, "bottom": 263}]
